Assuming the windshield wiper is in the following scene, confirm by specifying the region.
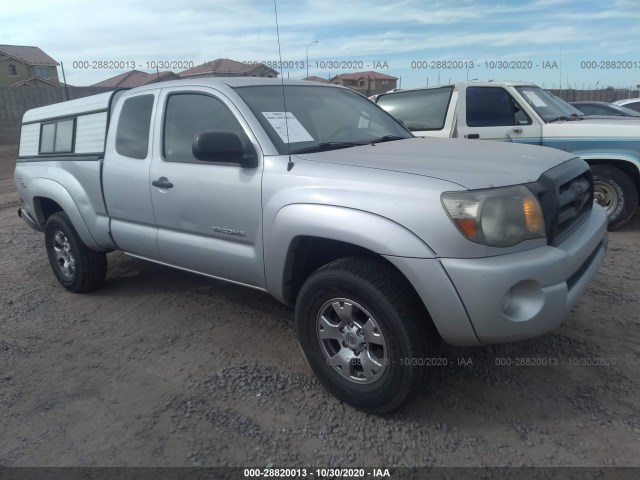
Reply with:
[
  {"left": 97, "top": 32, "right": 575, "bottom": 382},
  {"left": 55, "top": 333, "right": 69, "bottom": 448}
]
[
  {"left": 290, "top": 142, "right": 365, "bottom": 154},
  {"left": 367, "top": 135, "right": 407, "bottom": 144},
  {"left": 547, "top": 114, "right": 584, "bottom": 123}
]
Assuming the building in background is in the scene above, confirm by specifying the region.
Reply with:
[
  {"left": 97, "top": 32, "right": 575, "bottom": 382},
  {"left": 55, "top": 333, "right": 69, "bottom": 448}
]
[
  {"left": 303, "top": 75, "right": 329, "bottom": 83},
  {"left": 92, "top": 70, "right": 181, "bottom": 87},
  {"left": 327, "top": 71, "right": 398, "bottom": 96},
  {"left": 0, "top": 44, "right": 60, "bottom": 86},
  {"left": 178, "top": 59, "right": 278, "bottom": 79},
  {"left": 91, "top": 59, "right": 279, "bottom": 87}
]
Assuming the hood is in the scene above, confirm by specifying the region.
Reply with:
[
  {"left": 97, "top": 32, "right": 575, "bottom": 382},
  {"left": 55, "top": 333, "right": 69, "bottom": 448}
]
[
  {"left": 543, "top": 118, "right": 640, "bottom": 138},
  {"left": 295, "top": 137, "right": 574, "bottom": 190}
]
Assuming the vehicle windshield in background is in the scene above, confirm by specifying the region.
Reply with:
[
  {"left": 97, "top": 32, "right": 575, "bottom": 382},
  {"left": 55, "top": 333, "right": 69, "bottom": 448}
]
[
  {"left": 575, "top": 103, "right": 640, "bottom": 117},
  {"left": 376, "top": 87, "right": 454, "bottom": 131},
  {"left": 234, "top": 85, "right": 412, "bottom": 155},
  {"left": 552, "top": 95, "right": 585, "bottom": 116},
  {"left": 515, "top": 86, "right": 580, "bottom": 122}
]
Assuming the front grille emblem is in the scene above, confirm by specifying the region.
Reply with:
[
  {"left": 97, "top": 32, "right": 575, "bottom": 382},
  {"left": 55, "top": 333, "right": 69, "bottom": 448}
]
[{"left": 574, "top": 185, "right": 585, "bottom": 210}]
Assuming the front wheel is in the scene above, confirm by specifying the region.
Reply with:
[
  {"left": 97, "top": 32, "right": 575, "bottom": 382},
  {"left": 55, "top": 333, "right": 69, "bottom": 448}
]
[
  {"left": 45, "top": 212, "right": 107, "bottom": 292},
  {"left": 591, "top": 165, "right": 639, "bottom": 230},
  {"left": 295, "top": 256, "right": 437, "bottom": 414}
]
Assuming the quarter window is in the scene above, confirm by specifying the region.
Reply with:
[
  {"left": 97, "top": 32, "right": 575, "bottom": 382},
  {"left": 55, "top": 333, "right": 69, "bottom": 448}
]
[
  {"left": 115, "top": 95, "right": 154, "bottom": 159},
  {"left": 39, "top": 119, "right": 74, "bottom": 153},
  {"left": 163, "top": 93, "right": 245, "bottom": 163}
]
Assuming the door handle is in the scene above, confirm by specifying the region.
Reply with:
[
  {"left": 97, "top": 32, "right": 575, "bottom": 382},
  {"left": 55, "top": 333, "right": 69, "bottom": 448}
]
[
  {"left": 512, "top": 127, "right": 523, "bottom": 133},
  {"left": 152, "top": 177, "right": 174, "bottom": 189},
  {"left": 466, "top": 133, "right": 480, "bottom": 139}
]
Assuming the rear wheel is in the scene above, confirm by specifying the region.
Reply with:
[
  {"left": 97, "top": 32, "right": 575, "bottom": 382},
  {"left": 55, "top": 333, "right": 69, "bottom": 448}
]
[
  {"left": 592, "top": 165, "right": 639, "bottom": 230},
  {"left": 45, "top": 212, "right": 107, "bottom": 292},
  {"left": 295, "top": 256, "right": 437, "bottom": 413}
]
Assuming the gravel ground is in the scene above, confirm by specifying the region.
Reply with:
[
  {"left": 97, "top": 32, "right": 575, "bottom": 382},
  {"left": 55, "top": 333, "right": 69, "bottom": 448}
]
[{"left": 1, "top": 144, "right": 639, "bottom": 467}]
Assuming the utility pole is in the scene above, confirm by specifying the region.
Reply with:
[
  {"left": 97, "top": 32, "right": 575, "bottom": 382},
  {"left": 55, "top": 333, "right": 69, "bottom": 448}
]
[{"left": 60, "top": 62, "right": 70, "bottom": 100}]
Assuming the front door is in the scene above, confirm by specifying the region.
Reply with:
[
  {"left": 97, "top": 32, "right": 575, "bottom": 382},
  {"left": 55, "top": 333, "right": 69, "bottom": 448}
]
[
  {"left": 148, "top": 87, "right": 265, "bottom": 288},
  {"left": 457, "top": 86, "right": 542, "bottom": 145}
]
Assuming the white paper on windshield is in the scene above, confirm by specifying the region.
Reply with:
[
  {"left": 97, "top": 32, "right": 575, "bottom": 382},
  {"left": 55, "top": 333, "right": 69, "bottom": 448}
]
[
  {"left": 262, "top": 112, "right": 314, "bottom": 143},
  {"left": 523, "top": 91, "right": 547, "bottom": 107}
]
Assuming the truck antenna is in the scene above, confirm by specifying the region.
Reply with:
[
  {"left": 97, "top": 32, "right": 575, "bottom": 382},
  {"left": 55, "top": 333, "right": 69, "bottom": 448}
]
[{"left": 273, "top": 0, "right": 294, "bottom": 171}]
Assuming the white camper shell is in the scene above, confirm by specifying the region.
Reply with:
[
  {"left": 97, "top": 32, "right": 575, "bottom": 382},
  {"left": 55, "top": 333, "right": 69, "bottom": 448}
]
[{"left": 18, "top": 91, "right": 124, "bottom": 158}]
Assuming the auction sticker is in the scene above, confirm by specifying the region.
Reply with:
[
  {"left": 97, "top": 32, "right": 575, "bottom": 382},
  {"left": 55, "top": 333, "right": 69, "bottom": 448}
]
[
  {"left": 262, "top": 112, "right": 314, "bottom": 143},
  {"left": 522, "top": 90, "right": 547, "bottom": 107}
]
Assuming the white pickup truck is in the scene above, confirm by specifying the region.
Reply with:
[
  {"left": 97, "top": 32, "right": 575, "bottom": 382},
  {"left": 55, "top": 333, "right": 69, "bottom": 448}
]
[{"left": 375, "top": 82, "right": 640, "bottom": 229}]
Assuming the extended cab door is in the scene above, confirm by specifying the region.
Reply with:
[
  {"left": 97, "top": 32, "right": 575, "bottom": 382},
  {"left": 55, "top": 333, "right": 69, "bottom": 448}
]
[
  {"left": 456, "top": 85, "right": 542, "bottom": 144},
  {"left": 102, "top": 90, "right": 160, "bottom": 258},
  {"left": 376, "top": 86, "right": 457, "bottom": 138},
  {"left": 148, "top": 87, "right": 265, "bottom": 289}
]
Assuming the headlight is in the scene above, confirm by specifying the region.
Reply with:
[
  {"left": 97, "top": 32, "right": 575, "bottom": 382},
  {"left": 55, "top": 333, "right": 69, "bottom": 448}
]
[{"left": 442, "top": 185, "right": 546, "bottom": 247}]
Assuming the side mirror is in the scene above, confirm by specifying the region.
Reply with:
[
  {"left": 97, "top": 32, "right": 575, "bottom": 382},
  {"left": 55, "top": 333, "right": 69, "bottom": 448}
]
[{"left": 192, "top": 130, "right": 257, "bottom": 167}]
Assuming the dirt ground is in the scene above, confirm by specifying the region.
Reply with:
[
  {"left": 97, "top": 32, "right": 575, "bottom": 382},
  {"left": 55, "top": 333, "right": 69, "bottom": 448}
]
[{"left": 1, "top": 144, "right": 639, "bottom": 468}]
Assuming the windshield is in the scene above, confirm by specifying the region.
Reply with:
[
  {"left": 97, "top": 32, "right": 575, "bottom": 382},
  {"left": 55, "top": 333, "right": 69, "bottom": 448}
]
[
  {"left": 234, "top": 85, "right": 411, "bottom": 155},
  {"left": 515, "top": 86, "right": 580, "bottom": 122}
]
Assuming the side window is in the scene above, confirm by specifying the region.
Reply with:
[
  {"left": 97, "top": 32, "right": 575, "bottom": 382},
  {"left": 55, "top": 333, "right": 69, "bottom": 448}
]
[
  {"left": 625, "top": 102, "right": 640, "bottom": 113},
  {"left": 377, "top": 87, "right": 453, "bottom": 131},
  {"left": 513, "top": 103, "right": 531, "bottom": 125},
  {"left": 466, "top": 87, "right": 530, "bottom": 127},
  {"left": 116, "top": 95, "right": 154, "bottom": 159},
  {"left": 163, "top": 93, "right": 245, "bottom": 163},
  {"left": 40, "top": 123, "right": 56, "bottom": 152},
  {"left": 39, "top": 118, "right": 74, "bottom": 154}
]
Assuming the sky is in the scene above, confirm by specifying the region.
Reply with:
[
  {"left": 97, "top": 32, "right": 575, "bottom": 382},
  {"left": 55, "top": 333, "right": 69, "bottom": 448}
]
[{"left": 2, "top": 0, "right": 640, "bottom": 89}]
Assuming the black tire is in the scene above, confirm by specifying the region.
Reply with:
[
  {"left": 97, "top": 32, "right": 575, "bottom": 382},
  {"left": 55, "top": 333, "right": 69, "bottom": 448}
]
[
  {"left": 592, "top": 165, "right": 639, "bottom": 230},
  {"left": 44, "top": 212, "right": 107, "bottom": 293},
  {"left": 295, "top": 256, "right": 437, "bottom": 414}
]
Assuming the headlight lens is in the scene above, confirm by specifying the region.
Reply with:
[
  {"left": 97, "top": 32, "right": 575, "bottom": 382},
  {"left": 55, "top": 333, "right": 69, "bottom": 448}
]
[{"left": 442, "top": 185, "right": 546, "bottom": 247}]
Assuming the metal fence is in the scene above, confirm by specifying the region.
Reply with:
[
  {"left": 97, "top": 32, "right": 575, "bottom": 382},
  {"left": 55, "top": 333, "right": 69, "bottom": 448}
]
[{"left": 548, "top": 88, "right": 639, "bottom": 103}]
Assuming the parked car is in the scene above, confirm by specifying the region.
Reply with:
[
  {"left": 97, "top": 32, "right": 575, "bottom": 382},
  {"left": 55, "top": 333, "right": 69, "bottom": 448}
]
[
  {"left": 570, "top": 101, "right": 640, "bottom": 117},
  {"left": 551, "top": 96, "right": 640, "bottom": 122},
  {"left": 614, "top": 97, "right": 640, "bottom": 113},
  {"left": 375, "top": 82, "right": 640, "bottom": 228},
  {"left": 15, "top": 78, "right": 607, "bottom": 413}
]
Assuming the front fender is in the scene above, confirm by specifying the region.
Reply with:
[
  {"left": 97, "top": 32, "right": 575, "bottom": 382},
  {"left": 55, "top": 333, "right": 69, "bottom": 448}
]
[
  {"left": 264, "top": 203, "right": 436, "bottom": 303},
  {"left": 28, "top": 178, "right": 103, "bottom": 251},
  {"left": 579, "top": 152, "right": 640, "bottom": 170}
]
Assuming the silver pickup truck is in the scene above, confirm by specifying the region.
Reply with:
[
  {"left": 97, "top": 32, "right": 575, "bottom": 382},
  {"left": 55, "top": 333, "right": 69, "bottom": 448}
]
[
  {"left": 375, "top": 82, "right": 640, "bottom": 229},
  {"left": 15, "top": 78, "right": 607, "bottom": 413}
]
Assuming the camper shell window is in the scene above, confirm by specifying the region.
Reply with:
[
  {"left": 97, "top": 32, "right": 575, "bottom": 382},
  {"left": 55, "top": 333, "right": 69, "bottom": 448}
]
[{"left": 39, "top": 118, "right": 75, "bottom": 154}]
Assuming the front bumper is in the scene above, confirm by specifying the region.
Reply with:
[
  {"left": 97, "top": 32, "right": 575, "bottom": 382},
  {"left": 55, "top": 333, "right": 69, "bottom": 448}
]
[{"left": 440, "top": 204, "right": 608, "bottom": 344}]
